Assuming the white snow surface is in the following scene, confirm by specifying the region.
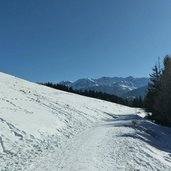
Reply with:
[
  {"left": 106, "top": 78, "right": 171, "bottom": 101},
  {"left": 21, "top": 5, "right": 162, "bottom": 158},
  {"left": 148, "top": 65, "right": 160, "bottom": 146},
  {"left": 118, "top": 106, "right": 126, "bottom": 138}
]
[{"left": 0, "top": 72, "right": 171, "bottom": 171}]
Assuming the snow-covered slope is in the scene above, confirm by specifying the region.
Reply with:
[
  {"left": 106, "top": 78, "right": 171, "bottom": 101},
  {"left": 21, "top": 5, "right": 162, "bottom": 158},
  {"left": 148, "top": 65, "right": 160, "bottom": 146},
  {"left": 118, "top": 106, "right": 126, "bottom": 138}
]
[
  {"left": 0, "top": 72, "right": 171, "bottom": 171},
  {"left": 0, "top": 72, "right": 135, "bottom": 170}
]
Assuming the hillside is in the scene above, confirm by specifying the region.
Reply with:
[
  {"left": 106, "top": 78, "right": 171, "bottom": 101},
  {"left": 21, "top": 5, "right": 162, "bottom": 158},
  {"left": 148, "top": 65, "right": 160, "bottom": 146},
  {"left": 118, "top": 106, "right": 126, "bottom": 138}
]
[
  {"left": 0, "top": 72, "right": 171, "bottom": 171},
  {"left": 123, "top": 86, "right": 148, "bottom": 99}
]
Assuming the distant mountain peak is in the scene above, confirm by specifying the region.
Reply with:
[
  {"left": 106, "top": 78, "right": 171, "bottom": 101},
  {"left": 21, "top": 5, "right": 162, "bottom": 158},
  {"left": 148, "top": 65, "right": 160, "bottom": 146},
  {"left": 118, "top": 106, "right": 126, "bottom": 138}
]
[{"left": 59, "top": 76, "right": 149, "bottom": 98}]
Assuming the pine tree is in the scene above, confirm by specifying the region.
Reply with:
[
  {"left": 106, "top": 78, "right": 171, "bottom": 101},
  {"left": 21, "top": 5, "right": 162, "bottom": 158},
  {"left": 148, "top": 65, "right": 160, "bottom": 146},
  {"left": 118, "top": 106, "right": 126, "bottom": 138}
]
[
  {"left": 144, "top": 63, "right": 161, "bottom": 116},
  {"left": 145, "top": 55, "right": 171, "bottom": 126},
  {"left": 154, "top": 56, "right": 171, "bottom": 125}
]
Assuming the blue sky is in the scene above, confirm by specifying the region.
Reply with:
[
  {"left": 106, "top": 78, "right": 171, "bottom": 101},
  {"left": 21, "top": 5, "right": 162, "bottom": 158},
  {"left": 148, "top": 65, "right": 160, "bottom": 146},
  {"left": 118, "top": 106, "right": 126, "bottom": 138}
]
[{"left": 0, "top": 0, "right": 171, "bottom": 82}]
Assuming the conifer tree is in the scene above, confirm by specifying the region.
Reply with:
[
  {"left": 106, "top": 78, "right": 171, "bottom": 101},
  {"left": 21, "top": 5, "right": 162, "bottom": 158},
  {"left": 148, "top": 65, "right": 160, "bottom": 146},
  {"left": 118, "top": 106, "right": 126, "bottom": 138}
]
[
  {"left": 145, "top": 55, "right": 171, "bottom": 126},
  {"left": 154, "top": 56, "right": 171, "bottom": 125},
  {"left": 144, "top": 63, "right": 161, "bottom": 116}
]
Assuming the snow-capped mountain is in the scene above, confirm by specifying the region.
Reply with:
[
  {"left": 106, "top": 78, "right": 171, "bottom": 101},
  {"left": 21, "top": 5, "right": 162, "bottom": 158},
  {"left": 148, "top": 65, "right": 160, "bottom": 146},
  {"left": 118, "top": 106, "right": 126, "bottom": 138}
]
[
  {"left": 60, "top": 76, "right": 149, "bottom": 98},
  {"left": 0, "top": 73, "right": 171, "bottom": 171},
  {"left": 0, "top": 72, "right": 135, "bottom": 170},
  {"left": 0, "top": 72, "right": 171, "bottom": 171},
  {"left": 123, "top": 86, "right": 148, "bottom": 99}
]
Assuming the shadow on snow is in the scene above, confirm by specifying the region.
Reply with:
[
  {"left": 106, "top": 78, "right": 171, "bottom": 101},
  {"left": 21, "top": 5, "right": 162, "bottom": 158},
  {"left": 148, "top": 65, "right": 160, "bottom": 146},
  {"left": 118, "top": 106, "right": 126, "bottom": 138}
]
[{"left": 102, "top": 112, "right": 171, "bottom": 158}]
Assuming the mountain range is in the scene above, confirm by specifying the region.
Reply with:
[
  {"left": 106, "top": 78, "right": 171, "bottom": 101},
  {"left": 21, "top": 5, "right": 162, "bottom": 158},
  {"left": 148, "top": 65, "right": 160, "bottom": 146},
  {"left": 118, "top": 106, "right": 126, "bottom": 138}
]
[
  {"left": 60, "top": 76, "right": 149, "bottom": 98},
  {"left": 0, "top": 72, "right": 171, "bottom": 170}
]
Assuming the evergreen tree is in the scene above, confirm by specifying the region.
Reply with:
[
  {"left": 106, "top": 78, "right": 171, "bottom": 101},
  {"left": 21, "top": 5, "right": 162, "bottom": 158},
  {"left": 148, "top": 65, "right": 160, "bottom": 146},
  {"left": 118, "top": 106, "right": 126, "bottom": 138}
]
[
  {"left": 144, "top": 62, "right": 161, "bottom": 116},
  {"left": 145, "top": 55, "right": 171, "bottom": 126},
  {"left": 154, "top": 56, "right": 171, "bottom": 125}
]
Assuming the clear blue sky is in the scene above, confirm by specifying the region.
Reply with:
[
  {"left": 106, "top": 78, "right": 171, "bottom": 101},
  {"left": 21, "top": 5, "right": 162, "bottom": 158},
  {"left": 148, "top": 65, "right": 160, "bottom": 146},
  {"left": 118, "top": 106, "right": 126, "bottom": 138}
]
[{"left": 0, "top": 0, "right": 171, "bottom": 82}]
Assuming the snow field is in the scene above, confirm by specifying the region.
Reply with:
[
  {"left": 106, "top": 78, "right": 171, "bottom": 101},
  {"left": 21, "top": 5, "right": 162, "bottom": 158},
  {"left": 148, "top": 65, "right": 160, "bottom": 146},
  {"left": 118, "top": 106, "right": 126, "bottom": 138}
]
[{"left": 0, "top": 72, "right": 171, "bottom": 171}]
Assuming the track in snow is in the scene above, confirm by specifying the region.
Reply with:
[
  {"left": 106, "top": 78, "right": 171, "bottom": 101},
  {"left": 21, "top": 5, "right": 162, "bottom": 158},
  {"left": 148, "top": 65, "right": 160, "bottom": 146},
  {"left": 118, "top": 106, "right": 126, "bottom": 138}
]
[
  {"left": 30, "top": 114, "right": 171, "bottom": 171},
  {"left": 1, "top": 72, "right": 171, "bottom": 171}
]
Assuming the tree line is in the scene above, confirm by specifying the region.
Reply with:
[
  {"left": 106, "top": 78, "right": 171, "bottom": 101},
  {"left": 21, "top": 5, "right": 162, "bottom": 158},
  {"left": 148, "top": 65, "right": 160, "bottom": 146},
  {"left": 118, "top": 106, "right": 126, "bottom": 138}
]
[
  {"left": 41, "top": 82, "right": 143, "bottom": 108},
  {"left": 42, "top": 55, "right": 171, "bottom": 127},
  {"left": 144, "top": 55, "right": 171, "bottom": 126}
]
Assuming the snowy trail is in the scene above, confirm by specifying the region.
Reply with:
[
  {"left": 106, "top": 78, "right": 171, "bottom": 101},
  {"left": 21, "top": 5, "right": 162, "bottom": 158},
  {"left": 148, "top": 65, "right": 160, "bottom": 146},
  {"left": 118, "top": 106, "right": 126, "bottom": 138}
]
[
  {"left": 30, "top": 118, "right": 125, "bottom": 171},
  {"left": 30, "top": 114, "right": 171, "bottom": 171},
  {"left": 57, "top": 124, "right": 108, "bottom": 171},
  {"left": 1, "top": 72, "right": 171, "bottom": 171}
]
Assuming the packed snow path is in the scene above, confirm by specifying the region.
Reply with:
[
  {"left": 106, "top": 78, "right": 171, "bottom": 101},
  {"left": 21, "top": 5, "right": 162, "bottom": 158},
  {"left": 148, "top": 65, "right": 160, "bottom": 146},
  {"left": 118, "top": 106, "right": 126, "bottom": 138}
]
[
  {"left": 0, "top": 72, "right": 171, "bottom": 171},
  {"left": 30, "top": 114, "right": 171, "bottom": 171}
]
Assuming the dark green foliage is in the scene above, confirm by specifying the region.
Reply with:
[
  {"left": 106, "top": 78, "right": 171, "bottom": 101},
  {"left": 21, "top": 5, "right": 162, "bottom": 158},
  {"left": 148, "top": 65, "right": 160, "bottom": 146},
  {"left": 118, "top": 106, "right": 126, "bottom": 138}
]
[
  {"left": 41, "top": 82, "right": 142, "bottom": 107},
  {"left": 153, "top": 56, "right": 171, "bottom": 126},
  {"left": 126, "top": 96, "right": 144, "bottom": 108},
  {"left": 132, "top": 97, "right": 144, "bottom": 108},
  {"left": 42, "top": 82, "right": 74, "bottom": 92},
  {"left": 145, "top": 55, "right": 171, "bottom": 126},
  {"left": 144, "top": 64, "right": 161, "bottom": 113}
]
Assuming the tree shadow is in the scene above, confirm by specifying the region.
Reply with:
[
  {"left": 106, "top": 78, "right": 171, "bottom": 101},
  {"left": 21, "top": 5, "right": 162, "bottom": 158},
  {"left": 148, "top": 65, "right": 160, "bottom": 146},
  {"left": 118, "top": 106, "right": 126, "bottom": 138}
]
[
  {"left": 102, "top": 112, "right": 142, "bottom": 127},
  {"left": 103, "top": 112, "right": 171, "bottom": 157}
]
